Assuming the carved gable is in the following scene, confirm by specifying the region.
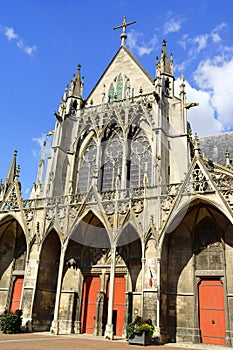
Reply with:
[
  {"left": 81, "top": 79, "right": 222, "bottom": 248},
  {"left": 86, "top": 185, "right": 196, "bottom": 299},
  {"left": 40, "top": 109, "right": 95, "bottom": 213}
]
[{"left": 86, "top": 46, "right": 154, "bottom": 106}]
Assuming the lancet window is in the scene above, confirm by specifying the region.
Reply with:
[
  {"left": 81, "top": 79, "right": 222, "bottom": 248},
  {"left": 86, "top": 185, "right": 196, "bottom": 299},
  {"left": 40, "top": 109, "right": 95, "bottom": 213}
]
[
  {"left": 100, "top": 128, "right": 123, "bottom": 191},
  {"left": 108, "top": 74, "right": 131, "bottom": 102},
  {"left": 109, "top": 83, "right": 115, "bottom": 103},
  {"left": 78, "top": 138, "right": 97, "bottom": 193},
  {"left": 76, "top": 125, "right": 152, "bottom": 193},
  {"left": 128, "top": 129, "right": 152, "bottom": 188},
  {"left": 117, "top": 74, "right": 123, "bottom": 100}
]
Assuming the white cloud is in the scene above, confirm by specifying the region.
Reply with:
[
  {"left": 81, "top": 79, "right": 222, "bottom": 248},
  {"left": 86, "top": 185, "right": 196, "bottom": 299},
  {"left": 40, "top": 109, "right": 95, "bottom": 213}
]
[
  {"left": 192, "top": 34, "right": 209, "bottom": 53},
  {"left": 178, "top": 22, "right": 227, "bottom": 59},
  {"left": 175, "top": 51, "right": 233, "bottom": 137},
  {"left": 194, "top": 56, "right": 233, "bottom": 131},
  {"left": 17, "top": 40, "right": 37, "bottom": 56},
  {"left": 211, "top": 32, "right": 221, "bottom": 43},
  {"left": 4, "top": 26, "right": 18, "bottom": 40},
  {"left": 32, "top": 134, "right": 53, "bottom": 158},
  {"left": 127, "top": 31, "right": 158, "bottom": 56},
  {"left": 175, "top": 78, "right": 223, "bottom": 136},
  {"left": 164, "top": 18, "right": 182, "bottom": 35},
  {"left": 186, "top": 84, "right": 222, "bottom": 136},
  {"left": 1, "top": 24, "right": 37, "bottom": 56}
]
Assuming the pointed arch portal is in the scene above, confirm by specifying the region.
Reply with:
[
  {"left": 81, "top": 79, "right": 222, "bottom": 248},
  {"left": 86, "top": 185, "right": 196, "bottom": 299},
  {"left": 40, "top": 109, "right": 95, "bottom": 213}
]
[
  {"left": 160, "top": 200, "right": 230, "bottom": 345},
  {"left": 0, "top": 215, "right": 27, "bottom": 313},
  {"left": 60, "top": 215, "right": 142, "bottom": 337},
  {"left": 32, "top": 230, "right": 61, "bottom": 331}
]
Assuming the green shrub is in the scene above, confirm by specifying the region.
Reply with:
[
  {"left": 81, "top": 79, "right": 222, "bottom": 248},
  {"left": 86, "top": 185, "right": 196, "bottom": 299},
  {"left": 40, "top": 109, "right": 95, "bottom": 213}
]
[
  {"left": 126, "top": 316, "right": 154, "bottom": 339},
  {"left": 0, "top": 309, "right": 22, "bottom": 334}
]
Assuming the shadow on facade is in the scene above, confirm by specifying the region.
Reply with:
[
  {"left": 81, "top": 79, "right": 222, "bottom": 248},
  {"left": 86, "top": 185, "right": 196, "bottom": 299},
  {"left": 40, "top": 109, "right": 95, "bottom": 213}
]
[
  {"left": 160, "top": 199, "right": 233, "bottom": 344},
  {"left": 32, "top": 229, "right": 61, "bottom": 331}
]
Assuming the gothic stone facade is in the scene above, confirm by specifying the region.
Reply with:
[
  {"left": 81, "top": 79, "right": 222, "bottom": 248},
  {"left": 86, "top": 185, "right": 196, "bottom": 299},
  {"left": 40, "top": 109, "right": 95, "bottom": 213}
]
[{"left": 1, "top": 35, "right": 233, "bottom": 346}]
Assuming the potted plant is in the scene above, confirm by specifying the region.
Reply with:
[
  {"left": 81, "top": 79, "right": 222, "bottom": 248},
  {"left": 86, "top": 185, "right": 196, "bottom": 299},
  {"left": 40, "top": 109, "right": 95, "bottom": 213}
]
[{"left": 126, "top": 316, "right": 154, "bottom": 346}]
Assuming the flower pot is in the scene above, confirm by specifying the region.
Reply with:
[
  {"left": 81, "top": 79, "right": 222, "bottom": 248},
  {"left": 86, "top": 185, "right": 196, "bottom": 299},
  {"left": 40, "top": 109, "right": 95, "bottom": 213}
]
[{"left": 128, "top": 331, "right": 152, "bottom": 346}]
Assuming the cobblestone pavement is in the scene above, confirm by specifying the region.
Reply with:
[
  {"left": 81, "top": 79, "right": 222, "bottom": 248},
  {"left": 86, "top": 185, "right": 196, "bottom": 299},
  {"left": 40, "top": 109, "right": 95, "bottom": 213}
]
[{"left": 0, "top": 333, "right": 231, "bottom": 350}]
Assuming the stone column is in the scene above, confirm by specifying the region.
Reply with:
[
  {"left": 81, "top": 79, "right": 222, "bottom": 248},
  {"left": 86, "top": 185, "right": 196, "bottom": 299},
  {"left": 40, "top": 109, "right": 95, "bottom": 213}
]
[
  {"left": 104, "top": 245, "right": 116, "bottom": 340},
  {"left": 155, "top": 258, "right": 161, "bottom": 339},
  {"left": 141, "top": 256, "right": 146, "bottom": 317},
  {"left": 50, "top": 246, "right": 65, "bottom": 334}
]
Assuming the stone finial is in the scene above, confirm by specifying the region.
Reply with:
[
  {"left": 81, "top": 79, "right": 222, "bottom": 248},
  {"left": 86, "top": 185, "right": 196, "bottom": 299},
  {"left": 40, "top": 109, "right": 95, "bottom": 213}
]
[
  {"left": 180, "top": 75, "right": 185, "bottom": 94},
  {"left": 194, "top": 133, "right": 200, "bottom": 157},
  {"left": 225, "top": 149, "right": 230, "bottom": 166}
]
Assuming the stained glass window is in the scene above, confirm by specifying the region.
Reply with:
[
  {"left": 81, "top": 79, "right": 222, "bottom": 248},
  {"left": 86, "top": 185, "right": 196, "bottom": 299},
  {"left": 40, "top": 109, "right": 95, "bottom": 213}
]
[
  {"left": 101, "top": 135, "right": 123, "bottom": 191},
  {"left": 78, "top": 139, "right": 97, "bottom": 193},
  {"left": 117, "top": 74, "right": 123, "bottom": 100},
  {"left": 129, "top": 130, "right": 152, "bottom": 188},
  {"left": 109, "top": 83, "right": 115, "bottom": 103}
]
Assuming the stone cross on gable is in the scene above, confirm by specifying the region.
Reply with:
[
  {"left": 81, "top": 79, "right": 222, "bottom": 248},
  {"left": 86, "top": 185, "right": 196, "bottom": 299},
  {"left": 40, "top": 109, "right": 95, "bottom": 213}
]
[{"left": 113, "top": 16, "right": 136, "bottom": 46}]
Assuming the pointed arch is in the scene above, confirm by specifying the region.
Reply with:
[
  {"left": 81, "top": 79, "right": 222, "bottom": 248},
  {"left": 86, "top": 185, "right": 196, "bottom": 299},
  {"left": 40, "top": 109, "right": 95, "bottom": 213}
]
[
  {"left": 32, "top": 229, "right": 61, "bottom": 331},
  {"left": 78, "top": 138, "right": 97, "bottom": 193},
  {"left": 116, "top": 220, "right": 141, "bottom": 246},
  {"left": 69, "top": 209, "right": 111, "bottom": 249},
  {"left": 159, "top": 195, "right": 233, "bottom": 249},
  {"left": 74, "top": 131, "right": 97, "bottom": 194},
  {"left": 116, "top": 74, "right": 123, "bottom": 100},
  {"left": 127, "top": 127, "right": 152, "bottom": 188},
  {"left": 116, "top": 222, "right": 142, "bottom": 294},
  {"left": 129, "top": 107, "right": 153, "bottom": 133},
  {"left": 159, "top": 198, "right": 232, "bottom": 343},
  {"left": 0, "top": 215, "right": 27, "bottom": 312},
  {"left": 100, "top": 124, "right": 123, "bottom": 191}
]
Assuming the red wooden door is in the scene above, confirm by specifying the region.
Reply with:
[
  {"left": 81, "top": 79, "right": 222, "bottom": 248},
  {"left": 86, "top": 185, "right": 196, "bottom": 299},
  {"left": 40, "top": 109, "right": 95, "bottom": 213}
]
[
  {"left": 198, "top": 279, "right": 226, "bottom": 345},
  {"left": 81, "top": 276, "right": 100, "bottom": 334},
  {"left": 10, "top": 277, "right": 24, "bottom": 312},
  {"left": 107, "top": 276, "right": 126, "bottom": 336}
]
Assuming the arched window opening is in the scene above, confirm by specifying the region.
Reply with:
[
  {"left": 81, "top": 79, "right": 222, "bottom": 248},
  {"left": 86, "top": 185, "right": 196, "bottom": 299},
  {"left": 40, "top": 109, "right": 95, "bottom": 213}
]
[
  {"left": 78, "top": 139, "right": 97, "bottom": 193},
  {"left": 108, "top": 83, "right": 115, "bottom": 103},
  {"left": 101, "top": 132, "right": 123, "bottom": 191},
  {"left": 128, "top": 129, "right": 152, "bottom": 188},
  {"left": 117, "top": 74, "right": 123, "bottom": 100}
]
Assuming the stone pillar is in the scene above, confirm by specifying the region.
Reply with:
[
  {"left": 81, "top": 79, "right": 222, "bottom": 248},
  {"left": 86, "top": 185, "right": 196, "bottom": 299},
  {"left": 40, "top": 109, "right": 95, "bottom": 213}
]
[
  {"left": 94, "top": 290, "right": 105, "bottom": 336},
  {"left": 122, "top": 274, "right": 128, "bottom": 338},
  {"left": 155, "top": 258, "right": 161, "bottom": 340},
  {"left": 104, "top": 245, "right": 116, "bottom": 340},
  {"left": 50, "top": 247, "right": 65, "bottom": 334},
  {"left": 141, "top": 257, "right": 146, "bottom": 316},
  {"left": 74, "top": 270, "right": 83, "bottom": 334}
]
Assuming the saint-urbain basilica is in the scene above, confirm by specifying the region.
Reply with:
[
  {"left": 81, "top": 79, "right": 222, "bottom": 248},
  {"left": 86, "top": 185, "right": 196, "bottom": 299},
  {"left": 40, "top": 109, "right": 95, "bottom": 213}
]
[{"left": 1, "top": 17, "right": 233, "bottom": 346}]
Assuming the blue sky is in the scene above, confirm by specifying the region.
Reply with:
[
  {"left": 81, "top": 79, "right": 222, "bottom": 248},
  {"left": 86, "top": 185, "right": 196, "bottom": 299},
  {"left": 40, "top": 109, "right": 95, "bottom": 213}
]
[{"left": 1, "top": 1, "right": 233, "bottom": 196}]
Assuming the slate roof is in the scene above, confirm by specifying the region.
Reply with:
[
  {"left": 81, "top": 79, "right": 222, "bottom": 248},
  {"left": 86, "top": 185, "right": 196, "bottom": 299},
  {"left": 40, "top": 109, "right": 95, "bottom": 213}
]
[{"left": 199, "top": 132, "right": 233, "bottom": 165}]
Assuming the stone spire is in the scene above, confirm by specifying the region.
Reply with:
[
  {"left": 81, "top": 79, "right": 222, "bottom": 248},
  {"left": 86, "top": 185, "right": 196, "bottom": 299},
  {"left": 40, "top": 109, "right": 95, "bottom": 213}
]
[
  {"left": 0, "top": 150, "right": 18, "bottom": 199},
  {"left": 160, "top": 39, "right": 173, "bottom": 75},
  {"left": 69, "top": 64, "right": 83, "bottom": 98},
  {"left": 155, "top": 39, "right": 174, "bottom": 76},
  {"left": 36, "top": 141, "right": 46, "bottom": 185},
  {"left": 225, "top": 149, "right": 230, "bottom": 166},
  {"left": 155, "top": 40, "right": 174, "bottom": 98}
]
